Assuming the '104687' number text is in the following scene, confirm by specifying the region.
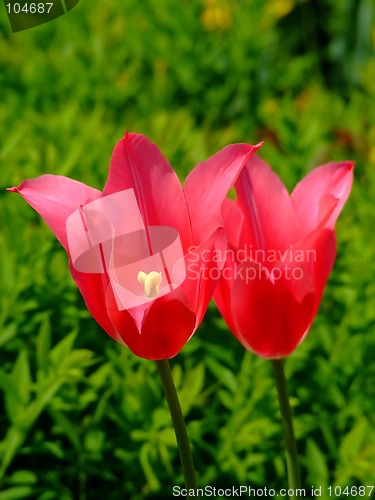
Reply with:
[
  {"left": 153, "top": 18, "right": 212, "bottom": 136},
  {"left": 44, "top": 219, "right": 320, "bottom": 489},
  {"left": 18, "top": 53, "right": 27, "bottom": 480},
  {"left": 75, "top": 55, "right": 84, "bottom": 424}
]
[{"left": 6, "top": 3, "right": 54, "bottom": 14}]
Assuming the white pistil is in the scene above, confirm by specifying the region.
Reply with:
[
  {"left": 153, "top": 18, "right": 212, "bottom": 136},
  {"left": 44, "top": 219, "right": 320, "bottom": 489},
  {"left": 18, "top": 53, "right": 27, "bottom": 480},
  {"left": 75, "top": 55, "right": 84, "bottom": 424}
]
[{"left": 137, "top": 271, "right": 162, "bottom": 298}]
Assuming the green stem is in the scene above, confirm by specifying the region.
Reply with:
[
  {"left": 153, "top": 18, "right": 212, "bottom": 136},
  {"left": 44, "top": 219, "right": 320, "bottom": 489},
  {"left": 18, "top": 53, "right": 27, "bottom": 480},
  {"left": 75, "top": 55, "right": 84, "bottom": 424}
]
[
  {"left": 156, "top": 359, "right": 199, "bottom": 498},
  {"left": 271, "top": 359, "right": 301, "bottom": 496}
]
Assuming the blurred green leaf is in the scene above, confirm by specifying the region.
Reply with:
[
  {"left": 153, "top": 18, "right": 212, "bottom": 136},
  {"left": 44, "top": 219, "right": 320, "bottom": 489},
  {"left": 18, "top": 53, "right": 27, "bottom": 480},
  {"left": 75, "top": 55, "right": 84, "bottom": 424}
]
[
  {"left": 305, "top": 439, "right": 329, "bottom": 488},
  {"left": 36, "top": 314, "right": 51, "bottom": 377},
  {"left": 49, "top": 331, "right": 78, "bottom": 368},
  {"left": 0, "top": 487, "right": 34, "bottom": 500},
  {"left": 339, "top": 418, "right": 369, "bottom": 463}
]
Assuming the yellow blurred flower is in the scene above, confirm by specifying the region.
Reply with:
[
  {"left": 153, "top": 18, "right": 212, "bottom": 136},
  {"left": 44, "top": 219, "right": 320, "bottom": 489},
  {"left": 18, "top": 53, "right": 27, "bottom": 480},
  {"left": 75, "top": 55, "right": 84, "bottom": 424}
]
[
  {"left": 265, "top": 0, "right": 295, "bottom": 21},
  {"left": 369, "top": 147, "right": 375, "bottom": 165},
  {"left": 262, "top": 98, "right": 279, "bottom": 116},
  {"left": 295, "top": 88, "right": 316, "bottom": 112},
  {"left": 369, "top": 127, "right": 375, "bottom": 164},
  {"left": 201, "top": 0, "right": 232, "bottom": 31}
]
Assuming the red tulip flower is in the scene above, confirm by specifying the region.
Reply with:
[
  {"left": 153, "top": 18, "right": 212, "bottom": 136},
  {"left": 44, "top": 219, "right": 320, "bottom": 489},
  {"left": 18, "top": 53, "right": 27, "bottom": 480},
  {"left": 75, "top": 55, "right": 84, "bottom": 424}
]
[
  {"left": 215, "top": 155, "right": 354, "bottom": 358},
  {"left": 9, "top": 133, "right": 260, "bottom": 360}
]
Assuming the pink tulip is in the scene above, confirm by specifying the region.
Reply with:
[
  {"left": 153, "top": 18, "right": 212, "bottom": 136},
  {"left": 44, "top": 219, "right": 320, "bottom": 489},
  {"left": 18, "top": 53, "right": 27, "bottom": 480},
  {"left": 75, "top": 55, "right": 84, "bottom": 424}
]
[
  {"left": 9, "top": 132, "right": 260, "bottom": 360},
  {"left": 214, "top": 155, "right": 354, "bottom": 358}
]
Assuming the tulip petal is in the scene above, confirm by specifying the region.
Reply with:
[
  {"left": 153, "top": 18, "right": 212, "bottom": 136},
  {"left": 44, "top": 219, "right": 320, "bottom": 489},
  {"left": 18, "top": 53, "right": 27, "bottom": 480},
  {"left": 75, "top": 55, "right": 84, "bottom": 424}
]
[
  {"left": 8, "top": 174, "right": 101, "bottom": 252},
  {"left": 9, "top": 176, "right": 119, "bottom": 341},
  {"left": 221, "top": 198, "right": 244, "bottom": 248},
  {"left": 184, "top": 143, "right": 261, "bottom": 246},
  {"left": 68, "top": 262, "right": 119, "bottom": 342},
  {"left": 103, "top": 132, "right": 192, "bottom": 250},
  {"left": 213, "top": 200, "right": 246, "bottom": 335},
  {"left": 231, "top": 260, "right": 315, "bottom": 358},
  {"left": 291, "top": 161, "right": 354, "bottom": 233},
  {"left": 181, "top": 228, "right": 226, "bottom": 328},
  {"left": 234, "top": 155, "right": 302, "bottom": 260},
  {"left": 293, "top": 227, "right": 337, "bottom": 320},
  {"left": 213, "top": 246, "right": 239, "bottom": 336},
  {"left": 105, "top": 283, "right": 196, "bottom": 360},
  {"left": 310, "top": 229, "right": 336, "bottom": 321},
  {"left": 140, "top": 299, "right": 196, "bottom": 359}
]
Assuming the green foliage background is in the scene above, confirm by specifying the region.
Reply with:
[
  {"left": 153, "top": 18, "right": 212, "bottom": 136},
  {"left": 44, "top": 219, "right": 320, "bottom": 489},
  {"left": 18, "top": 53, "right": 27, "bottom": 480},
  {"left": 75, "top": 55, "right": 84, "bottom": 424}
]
[{"left": 0, "top": 0, "right": 375, "bottom": 498}]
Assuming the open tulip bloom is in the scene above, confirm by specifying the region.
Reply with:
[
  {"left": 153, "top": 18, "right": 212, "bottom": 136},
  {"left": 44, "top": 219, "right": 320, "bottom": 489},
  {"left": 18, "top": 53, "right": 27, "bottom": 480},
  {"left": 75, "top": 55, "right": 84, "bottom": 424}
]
[
  {"left": 9, "top": 133, "right": 262, "bottom": 360},
  {"left": 215, "top": 155, "right": 354, "bottom": 358},
  {"left": 9, "top": 132, "right": 261, "bottom": 494}
]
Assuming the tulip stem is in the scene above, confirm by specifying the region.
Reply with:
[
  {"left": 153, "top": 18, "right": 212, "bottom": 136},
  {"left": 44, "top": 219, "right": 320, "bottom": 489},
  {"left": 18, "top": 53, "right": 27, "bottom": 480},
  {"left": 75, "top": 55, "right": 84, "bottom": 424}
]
[
  {"left": 271, "top": 359, "right": 301, "bottom": 496},
  {"left": 156, "top": 359, "right": 199, "bottom": 498}
]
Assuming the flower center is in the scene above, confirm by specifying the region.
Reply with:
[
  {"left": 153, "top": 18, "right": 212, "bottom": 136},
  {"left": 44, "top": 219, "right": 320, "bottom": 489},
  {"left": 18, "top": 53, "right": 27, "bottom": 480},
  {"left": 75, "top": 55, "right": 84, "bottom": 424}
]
[{"left": 137, "top": 271, "right": 162, "bottom": 298}]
